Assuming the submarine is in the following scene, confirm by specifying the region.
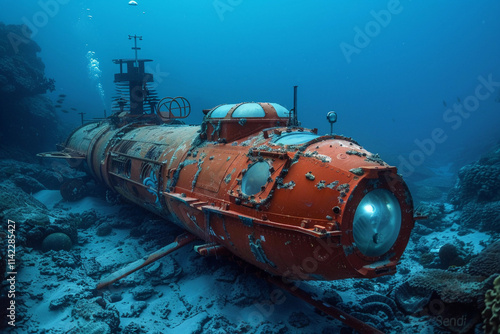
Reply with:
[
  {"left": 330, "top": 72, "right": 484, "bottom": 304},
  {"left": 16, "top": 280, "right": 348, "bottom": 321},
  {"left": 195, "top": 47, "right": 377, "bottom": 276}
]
[
  {"left": 39, "top": 36, "right": 419, "bottom": 332},
  {"left": 40, "top": 35, "right": 417, "bottom": 281}
]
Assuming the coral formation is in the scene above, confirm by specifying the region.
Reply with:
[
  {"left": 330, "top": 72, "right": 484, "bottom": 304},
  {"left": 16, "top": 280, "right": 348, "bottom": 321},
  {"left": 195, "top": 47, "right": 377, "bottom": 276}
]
[
  {"left": 455, "top": 147, "right": 500, "bottom": 205},
  {"left": 447, "top": 144, "right": 500, "bottom": 233},
  {"left": 394, "top": 281, "right": 433, "bottom": 314},
  {"left": 482, "top": 275, "right": 500, "bottom": 334},
  {"left": 408, "top": 269, "right": 485, "bottom": 304},
  {"left": 455, "top": 164, "right": 500, "bottom": 204},
  {"left": 461, "top": 201, "right": 500, "bottom": 233},
  {"left": 335, "top": 293, "right": 404, "bottom": 332},
  {"left": 413, "top": 202, "right": 447, "bottom": 230},
  {"left": 468, "top": 240, "right": 500, "bottom": 277},
  {"left": 42, "top": 232, "right": 72, "bottom": 252},
  {"left": 394, "top": 269, "right": 491, "bottom": 332},
  {"left": 439, "top": 243, "right": 466, "bottom": 268}
]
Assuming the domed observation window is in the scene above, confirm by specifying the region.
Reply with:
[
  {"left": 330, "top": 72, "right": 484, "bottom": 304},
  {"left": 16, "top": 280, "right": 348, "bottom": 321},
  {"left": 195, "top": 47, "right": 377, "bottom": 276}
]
[
  {"left": 209, "top": 104, "right": 235, "bottom": 118},
  {"left": 232, "top": 103, "right": 266, "bottom": 118},
  {"left": 352, "top": 189, "right": 402, "bottom": 257},
  {"left": 270, "top": 103, "right": 290, "bottom": 118}
]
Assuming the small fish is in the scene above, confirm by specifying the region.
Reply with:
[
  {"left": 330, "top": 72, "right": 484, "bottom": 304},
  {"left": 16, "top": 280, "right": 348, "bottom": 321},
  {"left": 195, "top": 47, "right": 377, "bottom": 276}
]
[
  {"left": 59, "top": 94, "right": 66, "bottom": 97},
  {"left": 71, "top": 107, "right": 77, "bottom": 111},
  {"left": 57, "top": 100, "right": 64, "bottom": 104},
  {"left": 61, "top": 109, "right": 69, "bottom": 113},
  {"left": 443, "top": 100, "right": 447, "bottom": 107},
  {"left": 457, "top": 97, "right": 461, "bottom": 103},
  {"left": 55, "top": 105, "right": 61, "bottom": 108}
]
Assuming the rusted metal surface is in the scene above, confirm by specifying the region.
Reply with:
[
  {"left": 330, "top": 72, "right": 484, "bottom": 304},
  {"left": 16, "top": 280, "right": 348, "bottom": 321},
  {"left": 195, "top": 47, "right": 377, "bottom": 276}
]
[{"left": 43, "top": 101, "right": 415, "bottom": 281}]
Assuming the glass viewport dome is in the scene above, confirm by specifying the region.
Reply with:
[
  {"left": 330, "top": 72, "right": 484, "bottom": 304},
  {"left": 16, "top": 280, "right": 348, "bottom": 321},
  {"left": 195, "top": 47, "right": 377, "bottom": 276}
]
[{"left": 352, "top": 189, "right": 402, "bottom": 257}]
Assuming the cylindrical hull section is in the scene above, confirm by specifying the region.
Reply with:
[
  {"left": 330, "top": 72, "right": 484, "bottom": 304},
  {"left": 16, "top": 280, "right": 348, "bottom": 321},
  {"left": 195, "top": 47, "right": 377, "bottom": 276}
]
[{"left": 61, "top": 120, "right": 414, "bottom": 280}]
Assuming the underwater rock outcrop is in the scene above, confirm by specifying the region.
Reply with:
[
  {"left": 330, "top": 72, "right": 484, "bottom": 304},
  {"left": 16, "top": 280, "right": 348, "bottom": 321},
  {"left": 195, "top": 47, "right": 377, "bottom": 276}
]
[
  {"left": 71, "top": 297, "right": 121, "bottom": 333},
  {"left": 0, "top": 23, "right": 55, "bottom": 96},
  {"left": 0, "top": 159, "right": 66, "bottom": 190},
  {"left": 452, "top": 164, "right": 500, "bottom": 205},
  {"left": 413, "top": 202, "right": 447, "bottom": 230},
  {"left": 0, "top": 160, "right": 89, "bottom": 253},
  {"left": 438, "top": 243, "right": 467, "bottom": 268},
  {"left": 461, "top": 201, "right": 500, "bottom": 233},
  {"left": 42, "top": 232, "right": 73, "bottom": 252},
  {"left": 0, "top": 22, "right": 61, "bottom": 157},
  {"left": 449, "top": 144, "right": 500, "bottom": 205},
  {"left": 449, "top": 144, "right": 500, "bottom": 233},
  {"left": 467, "top": 240, "right": 500, "bottom": 278}
]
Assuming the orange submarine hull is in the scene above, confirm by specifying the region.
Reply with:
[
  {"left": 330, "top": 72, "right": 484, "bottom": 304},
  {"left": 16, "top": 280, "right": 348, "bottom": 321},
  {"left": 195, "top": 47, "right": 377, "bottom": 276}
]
[{"left": 47, "top": 101, "right": 415, "bottom": 281}]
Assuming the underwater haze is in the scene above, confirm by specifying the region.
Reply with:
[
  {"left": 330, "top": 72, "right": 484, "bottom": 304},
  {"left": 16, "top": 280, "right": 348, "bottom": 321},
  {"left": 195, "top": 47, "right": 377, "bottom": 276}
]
[
  {"left": 2, "top": 1, "right": 500, "bottom": 333},
  {"left": 2, "top": 0, "right": 500, "bottom": 180}
]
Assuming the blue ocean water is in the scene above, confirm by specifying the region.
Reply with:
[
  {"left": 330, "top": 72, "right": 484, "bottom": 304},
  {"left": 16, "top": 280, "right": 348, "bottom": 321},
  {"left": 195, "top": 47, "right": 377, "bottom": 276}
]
[
  {"left": 2, "top": 0, "right": 499, "bottom": 176},
  {"left": 1, "top": 2, "right": 500, "bottom": 333}
]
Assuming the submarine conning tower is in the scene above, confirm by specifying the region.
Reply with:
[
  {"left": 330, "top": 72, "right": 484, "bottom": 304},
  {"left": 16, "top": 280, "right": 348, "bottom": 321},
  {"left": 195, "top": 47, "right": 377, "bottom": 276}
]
[
  {"left": 112, "top": 58, "right": 155, "bottom": 115},
  {"left": 111, "top": 35, "right": 159, "bottom": 116}
]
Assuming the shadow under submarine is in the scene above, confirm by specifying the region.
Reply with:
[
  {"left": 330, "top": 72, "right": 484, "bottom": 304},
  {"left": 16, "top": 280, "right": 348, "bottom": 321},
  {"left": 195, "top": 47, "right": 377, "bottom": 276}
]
[{"left": 39, "top": 36, "right": 422, "bottom": 334}]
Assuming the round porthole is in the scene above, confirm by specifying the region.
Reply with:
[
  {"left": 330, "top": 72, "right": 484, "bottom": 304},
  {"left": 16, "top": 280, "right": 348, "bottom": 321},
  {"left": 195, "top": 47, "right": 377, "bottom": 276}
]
[{"left": 241, "top": 162, "right": 270, "bottom": 196}]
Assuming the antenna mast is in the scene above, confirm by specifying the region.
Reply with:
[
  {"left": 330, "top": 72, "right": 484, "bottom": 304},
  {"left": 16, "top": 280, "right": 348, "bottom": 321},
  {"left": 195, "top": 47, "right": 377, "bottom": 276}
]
[{"left": 128, "top": 34, "right": 142, "bottom": 66}]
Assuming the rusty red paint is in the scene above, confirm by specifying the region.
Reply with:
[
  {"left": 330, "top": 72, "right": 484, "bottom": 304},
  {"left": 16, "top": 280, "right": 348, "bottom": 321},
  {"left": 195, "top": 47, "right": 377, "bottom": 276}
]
[{"left": 42, "top": 101, "right": 415, "bottom": 281}]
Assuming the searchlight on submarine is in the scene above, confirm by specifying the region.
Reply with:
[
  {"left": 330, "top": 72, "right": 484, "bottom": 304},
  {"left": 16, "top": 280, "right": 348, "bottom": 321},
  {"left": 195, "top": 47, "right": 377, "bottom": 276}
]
[{"left": 39, "top": 36, "right": 421, "bottom": 333}]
